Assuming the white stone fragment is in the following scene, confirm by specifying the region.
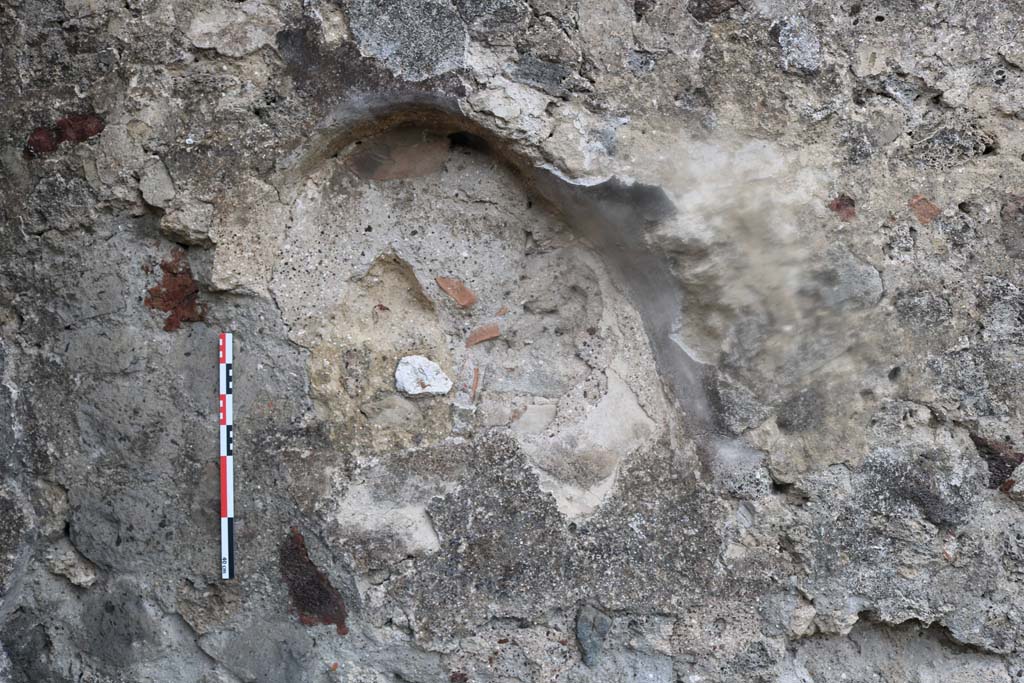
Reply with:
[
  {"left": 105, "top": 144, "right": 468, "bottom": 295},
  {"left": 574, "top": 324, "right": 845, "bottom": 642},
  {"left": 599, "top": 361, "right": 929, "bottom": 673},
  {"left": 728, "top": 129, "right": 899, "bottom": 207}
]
[{"left": 395, "top": 355, "right": 452, "bottom": 396}]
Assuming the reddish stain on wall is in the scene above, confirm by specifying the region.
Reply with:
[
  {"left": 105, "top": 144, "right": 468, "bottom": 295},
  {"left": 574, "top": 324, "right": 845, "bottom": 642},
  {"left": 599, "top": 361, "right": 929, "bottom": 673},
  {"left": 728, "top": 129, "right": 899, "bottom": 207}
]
[{"left": 144, "top": 251, "right": 206, "bottom": 332}]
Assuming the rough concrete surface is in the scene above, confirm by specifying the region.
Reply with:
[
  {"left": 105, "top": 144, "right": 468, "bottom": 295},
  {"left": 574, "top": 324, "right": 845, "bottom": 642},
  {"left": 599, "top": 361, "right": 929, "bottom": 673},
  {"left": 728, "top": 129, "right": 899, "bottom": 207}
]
[{"left": 1, "top": 0, "right": 1023, "bottom": 681}]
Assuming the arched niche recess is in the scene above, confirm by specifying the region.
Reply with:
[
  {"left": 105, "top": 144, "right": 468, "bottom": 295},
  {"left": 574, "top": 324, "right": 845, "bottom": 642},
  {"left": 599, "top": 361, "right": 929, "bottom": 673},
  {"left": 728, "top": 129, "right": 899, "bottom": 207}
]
[{"left": 218, "top": 94, "right": 718, "bottom": 527}]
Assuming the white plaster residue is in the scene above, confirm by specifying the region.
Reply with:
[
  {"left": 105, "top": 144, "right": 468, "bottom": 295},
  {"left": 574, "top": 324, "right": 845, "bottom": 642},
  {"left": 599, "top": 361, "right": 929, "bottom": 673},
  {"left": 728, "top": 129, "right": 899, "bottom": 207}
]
[
  {"left": 333, "top": 483, "right": 441, "bottom": 556},
  {"left": 521, "top": 367, "right": 657, "bottom": 518}
]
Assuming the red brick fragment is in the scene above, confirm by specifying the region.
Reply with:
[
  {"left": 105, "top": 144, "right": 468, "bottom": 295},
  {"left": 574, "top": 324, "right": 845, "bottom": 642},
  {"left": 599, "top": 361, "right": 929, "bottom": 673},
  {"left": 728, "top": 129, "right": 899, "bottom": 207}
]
[
  {"left": 827, "top": 194, "right": 856, "bottom": 221},
  {"left": 436, "top": 276, "right": 477, "bottom": 308},
  {"left": 466, "top": 322, "right": 500, "bottom": 347},
  {"left": 25, "top": 127, "right": 59, "bottom": 155},
  {"left": 56, "top": 114, "right": 105, "bottom": 143},
  {"left": 143, "top": 250, "right": 206, "bottom": 332},
  {"left": 280, "top": 527, "right": 349, "bottom": 636},
  {"left": 24, "top": 113, "right": 104, "bottom": 157},
  {"left": 909, "top": 195, "right": 942, "bottom": 224},
  {"left": 496, "top": 305, "right": 509, "bottom": 316}
]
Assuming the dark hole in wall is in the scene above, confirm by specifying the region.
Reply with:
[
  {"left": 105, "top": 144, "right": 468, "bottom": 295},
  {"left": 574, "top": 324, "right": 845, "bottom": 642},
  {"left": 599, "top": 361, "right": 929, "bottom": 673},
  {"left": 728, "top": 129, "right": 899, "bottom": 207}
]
[{"left": 448, "top": 130, "right": 491, "bottom": 154}]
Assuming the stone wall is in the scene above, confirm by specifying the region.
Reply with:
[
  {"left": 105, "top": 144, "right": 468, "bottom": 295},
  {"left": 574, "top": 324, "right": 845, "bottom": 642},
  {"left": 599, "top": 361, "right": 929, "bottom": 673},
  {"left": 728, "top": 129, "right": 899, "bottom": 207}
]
[{"left": 2, "top": 0, "right": 1023, "bottom": 681}]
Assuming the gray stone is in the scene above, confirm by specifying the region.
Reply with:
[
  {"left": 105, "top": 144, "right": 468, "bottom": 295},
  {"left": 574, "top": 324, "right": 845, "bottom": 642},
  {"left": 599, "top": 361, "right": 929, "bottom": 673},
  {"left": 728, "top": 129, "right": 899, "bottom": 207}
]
[
  {"left": 346, "top": 0, "right": 467, "bottom": 81},
  {"left": 713, "top": 375, "right": 769, "bottom": 434},
  {"left": 775, "top": 16, "right": 822, "bottom": 75},
  {"left": 775, "top": 387, "right": 825, "bottom": 433},
  {"left": 76, "top": 580, "right": 161, "bottom": 667},
  {"left": 0, "top": 488, "right": 28, "bottom": 599},
  {"left": 802, "top": 245, "right": 883, "bottom": 311},
  {"left": 894, "top": 289, "right": 952, "bottom": 329},
  {"left": 198, "top": 622, "right": 314, "bottom": 683},
  {"left": 710, "top": 439, "right": 773, "bottom": 500},
  {"left": 1000, "top": 195, "right": 1024, "bottom": 258},
  {"left": 186, "top": 0, "right": 283, "bottom": 57},
  {"left": 576, "top": 605, "right": 612, "bottom": 668},
  {"left": 160, "top": 200, "right": 214, "bottom": 245},
  {"left": 455, "top": 0, "right": 529, "bottom": 36},
  {"left": 28, "top": 174, "right": 96, "bottom": 233},
  {"left": 784, "top": 621, "right": 1011, "bottom": 683},
  {"left": 139, "top": 158, "right": 176, "bottom": 208},
  {"left": 688, "top": 0, "right": 739, "bottom": 22}
]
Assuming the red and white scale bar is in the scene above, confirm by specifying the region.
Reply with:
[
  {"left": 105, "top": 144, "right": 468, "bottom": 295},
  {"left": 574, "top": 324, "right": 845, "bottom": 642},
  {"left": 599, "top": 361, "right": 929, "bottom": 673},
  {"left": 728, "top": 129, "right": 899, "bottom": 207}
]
[{"left": 218, "top": 333, "right": 235, "bottom": 579}]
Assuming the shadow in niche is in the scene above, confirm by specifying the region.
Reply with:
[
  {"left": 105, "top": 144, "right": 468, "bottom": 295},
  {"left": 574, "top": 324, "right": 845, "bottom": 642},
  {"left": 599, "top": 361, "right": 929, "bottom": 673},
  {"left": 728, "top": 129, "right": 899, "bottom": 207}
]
[{"left": 273, "top": 95, "right": 717, "bottom": 433}]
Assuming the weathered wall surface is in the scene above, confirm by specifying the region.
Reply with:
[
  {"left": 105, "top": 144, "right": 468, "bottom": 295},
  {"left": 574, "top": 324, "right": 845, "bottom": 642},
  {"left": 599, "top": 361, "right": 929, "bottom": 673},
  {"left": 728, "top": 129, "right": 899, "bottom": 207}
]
[{"left": 2, "top": 0, "right": 1023, "bottom": 681}]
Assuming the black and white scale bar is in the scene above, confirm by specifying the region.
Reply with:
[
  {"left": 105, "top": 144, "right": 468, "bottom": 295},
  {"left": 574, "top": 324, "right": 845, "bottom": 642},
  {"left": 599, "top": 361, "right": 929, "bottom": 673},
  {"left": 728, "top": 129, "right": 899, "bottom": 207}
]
[{"left": 218, "top": 333, "right": 235, "bottom": 579}]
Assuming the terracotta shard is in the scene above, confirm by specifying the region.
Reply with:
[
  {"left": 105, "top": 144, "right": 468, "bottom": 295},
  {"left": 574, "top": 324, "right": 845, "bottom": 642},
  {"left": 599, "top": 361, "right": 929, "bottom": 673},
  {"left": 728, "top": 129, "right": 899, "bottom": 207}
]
[
  {"left": 436, "top": 276, "right": 477, "bottom": 308},
  {"left": 909, "top": 195, "right": 941, "bottom": 224},
  {"left": 466, "top": 322, "right": 500, "bottom": 347}
]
